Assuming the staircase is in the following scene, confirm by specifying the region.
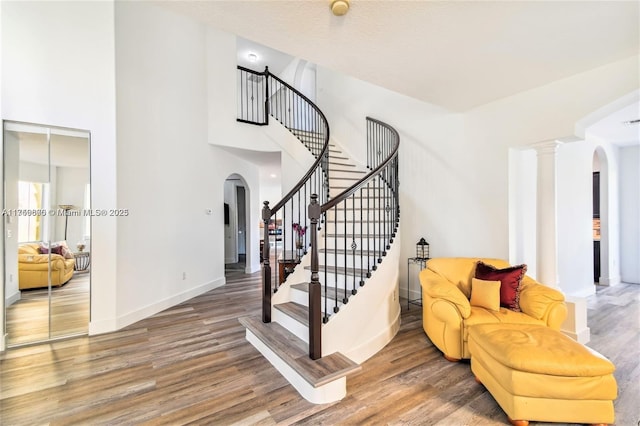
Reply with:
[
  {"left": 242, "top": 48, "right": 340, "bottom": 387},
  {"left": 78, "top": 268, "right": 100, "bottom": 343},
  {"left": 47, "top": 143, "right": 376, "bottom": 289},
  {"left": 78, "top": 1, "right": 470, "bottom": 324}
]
[{"left": 237, "top": 66, "right": 400, "bottom": 403}]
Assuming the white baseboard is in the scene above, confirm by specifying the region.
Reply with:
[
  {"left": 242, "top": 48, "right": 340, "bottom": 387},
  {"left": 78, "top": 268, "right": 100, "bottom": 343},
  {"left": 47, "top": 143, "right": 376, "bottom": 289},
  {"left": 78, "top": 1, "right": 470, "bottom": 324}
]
[
  {"left": 599, "top": 275, "right": 621, "bottom": 286},
  {"left": 89, "top": 277, "right": 226, "bottom": 335},
  {"left": 5, "top": 290, "right": 21, "bottom": 307}
]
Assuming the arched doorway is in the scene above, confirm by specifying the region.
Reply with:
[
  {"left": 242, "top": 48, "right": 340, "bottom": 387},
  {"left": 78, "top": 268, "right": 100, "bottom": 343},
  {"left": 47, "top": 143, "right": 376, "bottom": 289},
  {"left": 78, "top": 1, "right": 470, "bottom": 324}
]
[{"left": 224, "top": 174, "right": 250, "bottom": 276}]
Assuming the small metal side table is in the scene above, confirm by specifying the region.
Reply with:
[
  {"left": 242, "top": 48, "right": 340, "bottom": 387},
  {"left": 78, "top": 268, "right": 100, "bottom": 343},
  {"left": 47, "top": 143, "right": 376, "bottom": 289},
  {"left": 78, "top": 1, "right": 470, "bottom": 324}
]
[
  {"left": 407, "top": 257, "right": 428, "bottom": 309},
  {"left": 74, "top": 251, "right": 91, "bottom": 272}
]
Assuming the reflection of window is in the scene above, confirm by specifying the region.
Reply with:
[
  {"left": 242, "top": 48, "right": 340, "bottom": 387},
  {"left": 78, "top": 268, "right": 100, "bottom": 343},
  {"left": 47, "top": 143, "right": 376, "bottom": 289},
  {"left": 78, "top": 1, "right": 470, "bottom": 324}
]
[
  {"left": 84, "top": 183, "right": 91, "bottom": 239},
  {"left": 18, "top": 181, "right": 44, "bottom": 242}
]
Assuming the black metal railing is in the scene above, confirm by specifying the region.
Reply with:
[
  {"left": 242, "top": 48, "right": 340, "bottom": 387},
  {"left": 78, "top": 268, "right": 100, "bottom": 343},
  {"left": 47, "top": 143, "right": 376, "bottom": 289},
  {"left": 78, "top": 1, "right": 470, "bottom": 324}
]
[
  {"left": 307, "top": 117, "right": 400, "bottom": 359},
  {"left": 237, "top": 66, "right": 330, "bottom": 324}
]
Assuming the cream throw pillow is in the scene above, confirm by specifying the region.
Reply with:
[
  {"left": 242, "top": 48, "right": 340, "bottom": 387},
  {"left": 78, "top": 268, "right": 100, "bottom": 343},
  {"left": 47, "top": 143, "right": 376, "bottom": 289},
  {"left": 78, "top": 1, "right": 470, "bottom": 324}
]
[{"left": 470, "top": 278, "right": 501, "bottom": 311}]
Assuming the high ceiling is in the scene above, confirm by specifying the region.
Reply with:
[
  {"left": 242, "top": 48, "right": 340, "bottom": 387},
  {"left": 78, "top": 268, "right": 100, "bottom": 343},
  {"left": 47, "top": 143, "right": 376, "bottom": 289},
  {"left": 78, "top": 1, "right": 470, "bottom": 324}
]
[{"left": 161, "top": 0, "right": 639, "bottom": 112}]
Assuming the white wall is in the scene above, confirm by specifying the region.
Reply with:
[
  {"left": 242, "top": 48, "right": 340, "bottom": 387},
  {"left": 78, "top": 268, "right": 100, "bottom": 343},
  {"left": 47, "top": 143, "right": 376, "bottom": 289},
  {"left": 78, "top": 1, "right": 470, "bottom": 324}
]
[
  {"left": 619, "top": 145, "right": 640, "bottom": 284},
  {"left": 318, "top": 55, "right": 638, "bottom": 297},
  {"left": 1, "top": 0, "right": 118, "bottom": 337},
  {"left": 317, "top": 66, "right": 513, "bottom": 295},
  {"left": 55, "top": 166, "right": 90, "bottom": 246}
]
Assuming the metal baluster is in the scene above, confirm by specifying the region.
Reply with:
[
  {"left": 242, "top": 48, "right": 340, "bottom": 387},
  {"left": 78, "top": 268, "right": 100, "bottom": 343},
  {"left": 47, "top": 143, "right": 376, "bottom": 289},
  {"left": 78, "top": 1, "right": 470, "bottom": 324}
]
[{"left": 343, "top": 200, "right": 348, "bottom": 304}]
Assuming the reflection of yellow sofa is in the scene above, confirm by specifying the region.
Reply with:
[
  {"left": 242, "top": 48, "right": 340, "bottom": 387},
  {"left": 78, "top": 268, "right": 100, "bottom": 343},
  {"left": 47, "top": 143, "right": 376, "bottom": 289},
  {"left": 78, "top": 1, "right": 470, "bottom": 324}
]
[
  {"left": 18, "top": 243, "right": 75, "bottom": 290},
  {"left": 419, "top": 257, "right": 567, "bottom": 361}
]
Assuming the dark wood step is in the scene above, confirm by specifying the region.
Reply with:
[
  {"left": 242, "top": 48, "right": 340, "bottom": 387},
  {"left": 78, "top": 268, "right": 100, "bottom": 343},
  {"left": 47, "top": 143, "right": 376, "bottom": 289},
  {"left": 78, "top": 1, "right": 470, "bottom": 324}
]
[
  {"left": 274, "top": 301, "right": 309, "bottom": 326},
  {"left": 239, "top": 316, "right": 361, "bottom": 388}
]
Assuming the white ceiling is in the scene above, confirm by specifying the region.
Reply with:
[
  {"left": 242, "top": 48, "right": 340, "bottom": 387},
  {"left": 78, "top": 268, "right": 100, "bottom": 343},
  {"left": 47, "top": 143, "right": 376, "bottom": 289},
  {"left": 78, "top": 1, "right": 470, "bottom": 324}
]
[
  {"left": 163, "top": 0, "right": 639, "bottom": 112},
  {"left": 587, "top": 103, "right": 640, "bottom": 146}
]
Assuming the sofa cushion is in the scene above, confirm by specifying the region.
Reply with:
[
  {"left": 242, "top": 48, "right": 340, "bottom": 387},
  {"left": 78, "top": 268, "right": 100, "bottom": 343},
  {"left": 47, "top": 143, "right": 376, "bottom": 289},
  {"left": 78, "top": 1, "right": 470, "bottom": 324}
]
[
  {"left": 470, "top": 278, "right": 501, "bottom": 311},
  {"left": 463, "top": 306, "right": 544, "bottom": 344},
  {"left": 476, "top": 261, "right": 527, "bottom": 312}
]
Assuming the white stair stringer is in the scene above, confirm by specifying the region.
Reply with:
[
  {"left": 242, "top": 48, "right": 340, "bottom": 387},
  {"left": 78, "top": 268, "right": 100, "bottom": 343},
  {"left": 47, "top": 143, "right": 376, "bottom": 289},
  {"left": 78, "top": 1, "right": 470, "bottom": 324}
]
[{"left": 320, "top": 224, "right": 401, "bottom": 363}]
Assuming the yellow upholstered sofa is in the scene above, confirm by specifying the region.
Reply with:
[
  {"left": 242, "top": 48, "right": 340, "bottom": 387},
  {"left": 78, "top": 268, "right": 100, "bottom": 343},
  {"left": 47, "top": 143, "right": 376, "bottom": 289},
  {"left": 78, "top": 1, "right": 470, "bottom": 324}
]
[
  {"left": 419, "top": 257, "right": 567, "bottom": 361},
  {"left": 18, "top": 243, "right": 75, "bottom": 290}
]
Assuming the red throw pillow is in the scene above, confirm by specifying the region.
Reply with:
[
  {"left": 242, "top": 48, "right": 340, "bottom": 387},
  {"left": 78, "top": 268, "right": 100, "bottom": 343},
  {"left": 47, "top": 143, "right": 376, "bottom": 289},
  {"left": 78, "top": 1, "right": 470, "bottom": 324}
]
[{"left": 475, "top": 261, "right": 527, "bottom": 312}]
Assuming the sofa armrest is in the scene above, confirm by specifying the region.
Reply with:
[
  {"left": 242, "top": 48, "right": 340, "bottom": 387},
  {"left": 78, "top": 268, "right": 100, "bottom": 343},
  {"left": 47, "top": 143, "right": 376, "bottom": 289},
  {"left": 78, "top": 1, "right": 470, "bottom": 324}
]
[
  {"left": 519, "top": 277, "right": 567, "bottom": 329},
  {"left": 419, "top": 269, "right": 471, "bottom": 318}
]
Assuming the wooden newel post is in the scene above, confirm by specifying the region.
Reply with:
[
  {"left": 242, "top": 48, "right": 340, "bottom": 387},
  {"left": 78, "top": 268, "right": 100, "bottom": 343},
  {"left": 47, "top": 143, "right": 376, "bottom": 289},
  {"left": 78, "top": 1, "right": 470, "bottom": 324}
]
[
  {"left": 262, "top": 201, "right": 272, "bottom": 323},
  {"left": 308, "top": 194, "right": 322, "bottom": 360}
]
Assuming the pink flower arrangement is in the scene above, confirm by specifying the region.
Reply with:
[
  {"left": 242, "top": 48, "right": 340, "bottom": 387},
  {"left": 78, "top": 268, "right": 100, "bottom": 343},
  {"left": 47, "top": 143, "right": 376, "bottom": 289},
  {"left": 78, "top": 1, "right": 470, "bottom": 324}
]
[{"left": 292, "top": 223, "right": 307, "bottom": 237}]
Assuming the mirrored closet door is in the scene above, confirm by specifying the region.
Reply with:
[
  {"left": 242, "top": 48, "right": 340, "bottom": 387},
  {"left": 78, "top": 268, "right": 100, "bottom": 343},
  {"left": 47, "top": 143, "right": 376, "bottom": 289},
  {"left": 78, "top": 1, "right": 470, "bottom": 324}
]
[{"left": 3, "top": 121, "right": 91, "bottom": 347}]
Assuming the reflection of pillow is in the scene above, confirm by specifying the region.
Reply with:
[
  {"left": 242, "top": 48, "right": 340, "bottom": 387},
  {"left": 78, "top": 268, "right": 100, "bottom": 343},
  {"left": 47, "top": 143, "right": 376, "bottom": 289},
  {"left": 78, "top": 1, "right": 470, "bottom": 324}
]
[
  {"left": 60, "top": 246, "right": 74, "bottom": 259},
  {"left": 470, "top": 278, "right": 501, "bottom": 311},
  {"left": 475, "top": 261, "right": 527, "bottom": 312},
  {"left": 39, "top": 243, "right": 65, "bottom": 256}
]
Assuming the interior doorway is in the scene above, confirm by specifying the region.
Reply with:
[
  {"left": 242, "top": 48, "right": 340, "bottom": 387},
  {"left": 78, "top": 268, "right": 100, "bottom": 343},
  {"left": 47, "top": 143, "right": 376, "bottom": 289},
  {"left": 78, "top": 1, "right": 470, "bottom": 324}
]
[
  {"left": 592, "top": 148, "right": 608, "bottom": 286},
  {"left": 3, "top": 121, "right": 91, "bottom": 347},
  {"left": 224, "top": 174, "right": 249, "bottom": 276}
]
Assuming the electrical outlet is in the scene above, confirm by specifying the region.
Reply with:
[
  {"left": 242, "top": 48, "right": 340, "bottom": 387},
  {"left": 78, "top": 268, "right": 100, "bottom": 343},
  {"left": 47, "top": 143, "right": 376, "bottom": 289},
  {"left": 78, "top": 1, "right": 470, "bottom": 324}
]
[{"left": 7, "top": 229, "right": 11, "bottom": 238}]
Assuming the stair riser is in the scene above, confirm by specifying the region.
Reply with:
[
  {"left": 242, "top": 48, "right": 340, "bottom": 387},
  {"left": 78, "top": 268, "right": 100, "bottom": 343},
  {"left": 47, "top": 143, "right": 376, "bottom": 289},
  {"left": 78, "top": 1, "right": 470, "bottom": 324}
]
[
  {"left": 323, "top": 221, "right": 396, "bottom": 234},
  {"left": 272, "top": 309, "right": 309, "bottom": 344},
  {"left": 324, "top": 208, "right": 394, "bottom": 221},
  {"left": 319, "top": 254, "right": 379, "bottom": 269},
  {"left": 329, "top": 187, "right": 386, "bottom": 197},
  {"left": 329, "top": 170, "right": 367, "bottom": 179},
  {"left": 289, "top": 287, "right": 344, "bottom": 314},
  {"left": 315, "top": 271, "right": 372, "bottom": 290},
  {"left": 321, "top": 237, "right": 392, "bottom": 251}
]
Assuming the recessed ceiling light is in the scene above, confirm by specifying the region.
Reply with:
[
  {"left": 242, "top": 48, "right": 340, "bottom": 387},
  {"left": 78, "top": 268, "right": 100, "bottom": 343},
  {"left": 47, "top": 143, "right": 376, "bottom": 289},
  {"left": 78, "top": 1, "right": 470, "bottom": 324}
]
[
  {"left": 248, "top": 53, "right": 258, "bottom": 62},
  {"left": 270, "top": 173, "right": 277, "bottom": 178}
]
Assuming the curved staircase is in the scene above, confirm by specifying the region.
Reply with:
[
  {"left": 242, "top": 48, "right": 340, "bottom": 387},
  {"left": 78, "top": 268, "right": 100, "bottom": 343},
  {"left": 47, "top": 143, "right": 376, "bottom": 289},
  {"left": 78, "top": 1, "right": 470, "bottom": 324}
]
[{"left": 237, "top": 66, "right": 400, "bottom": 403}]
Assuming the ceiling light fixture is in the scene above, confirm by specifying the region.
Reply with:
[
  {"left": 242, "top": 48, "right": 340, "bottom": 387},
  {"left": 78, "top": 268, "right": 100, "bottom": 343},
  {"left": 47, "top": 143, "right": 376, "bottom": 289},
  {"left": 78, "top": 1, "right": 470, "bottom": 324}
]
[
  {"left": 248, "top": 53, "right": 258, "bottom": 63},
  {"left": 331, "top": 0, "right": 350, "bottom": 16}
]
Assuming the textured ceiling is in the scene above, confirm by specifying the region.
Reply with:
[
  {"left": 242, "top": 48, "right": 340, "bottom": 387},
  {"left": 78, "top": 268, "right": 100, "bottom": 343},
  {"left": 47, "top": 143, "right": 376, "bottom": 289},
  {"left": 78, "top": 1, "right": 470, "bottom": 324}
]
[{"left": 161, "top": 0, "right": 639, "bottom": 112}]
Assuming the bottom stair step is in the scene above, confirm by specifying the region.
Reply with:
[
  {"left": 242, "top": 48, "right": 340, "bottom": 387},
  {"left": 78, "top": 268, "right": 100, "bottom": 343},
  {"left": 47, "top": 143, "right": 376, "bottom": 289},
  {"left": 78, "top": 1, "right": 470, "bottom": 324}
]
[{"left": 239, "top": 316, "right": 361, "bottom": 403}]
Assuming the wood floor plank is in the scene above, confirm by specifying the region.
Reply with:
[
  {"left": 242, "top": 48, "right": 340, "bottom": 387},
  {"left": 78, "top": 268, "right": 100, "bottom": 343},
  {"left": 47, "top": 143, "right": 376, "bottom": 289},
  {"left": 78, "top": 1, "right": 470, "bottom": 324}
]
[{"left": 1, "top": 270, "right": 638, "bottom": 426}]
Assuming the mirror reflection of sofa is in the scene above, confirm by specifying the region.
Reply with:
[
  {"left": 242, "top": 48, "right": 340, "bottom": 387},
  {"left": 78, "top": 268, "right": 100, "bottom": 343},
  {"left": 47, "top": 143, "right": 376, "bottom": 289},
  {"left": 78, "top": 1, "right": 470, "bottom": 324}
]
[{"left": 18, "top": 243, "right": 75, "bottom": 290}]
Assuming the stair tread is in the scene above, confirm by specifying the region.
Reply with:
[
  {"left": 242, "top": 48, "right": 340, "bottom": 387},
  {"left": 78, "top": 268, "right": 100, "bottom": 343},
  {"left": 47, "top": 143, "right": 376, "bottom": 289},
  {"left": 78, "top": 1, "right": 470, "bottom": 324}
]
[
  {"left": 329, "top": 162, "right": 355, "bottom": 167},
  {"left": 291, "top": 282, "right": 350, "bottom": 301},
  {"left": 274, "top": 301, "right": 309, "bottom": 326},
  {"left": 304, "top": 265, "right": 368, "bottom": 276},
  {"left": 240, "top": 316, "right": 361, "bottom": 387}
]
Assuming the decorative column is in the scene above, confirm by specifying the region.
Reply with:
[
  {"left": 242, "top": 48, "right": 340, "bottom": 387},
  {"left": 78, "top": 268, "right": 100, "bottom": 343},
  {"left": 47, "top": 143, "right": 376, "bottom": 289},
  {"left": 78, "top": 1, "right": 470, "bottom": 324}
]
[
  {"left": 534, "top": 141, "right": 562, "bottom": 287},
  {"left": 534, "top": 140, "right": 590, "bottom": 343}
]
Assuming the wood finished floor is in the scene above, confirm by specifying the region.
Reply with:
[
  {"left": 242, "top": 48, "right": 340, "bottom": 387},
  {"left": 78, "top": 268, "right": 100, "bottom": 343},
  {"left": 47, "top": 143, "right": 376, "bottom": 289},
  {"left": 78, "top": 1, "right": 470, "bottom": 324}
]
[
  {"left": 5, "top": 273, "right": 90, "bottom": 346},
  {"left": 1, "top": 270, "right": 638, "bottom": 426}
]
